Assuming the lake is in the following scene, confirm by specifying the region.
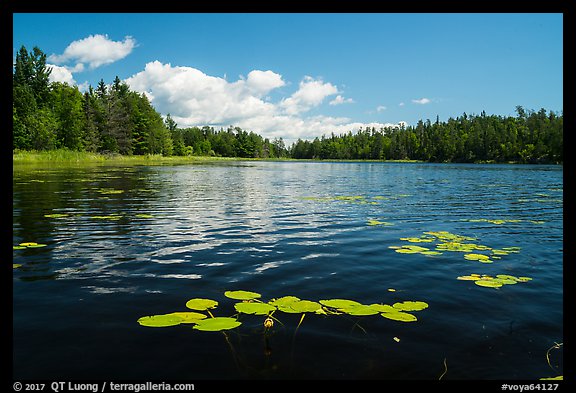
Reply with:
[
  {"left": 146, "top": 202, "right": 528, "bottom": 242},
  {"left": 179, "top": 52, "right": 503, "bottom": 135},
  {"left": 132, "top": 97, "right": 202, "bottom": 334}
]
[{"left": 12, "top": 161, "right": 563, "bottom": 380}]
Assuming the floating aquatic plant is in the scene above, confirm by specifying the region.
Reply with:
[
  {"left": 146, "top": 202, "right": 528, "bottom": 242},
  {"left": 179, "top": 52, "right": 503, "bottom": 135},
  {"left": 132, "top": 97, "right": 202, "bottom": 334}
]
[
  {"left": 13, "top": 264, "right": 22, "bottom": 269},
  {"left": 193, "top": 317, "right": 242, "bottom": 332},
  {"left": 14, "top": 242, "right": 47, "bottom": 249},
  {"left": 457, "top": 274, "right": 532, "bottom": 289},
  {"left": 138, "top": 292, "right": 430, "bottom": 335},
  {"left": 367, "top": 219, "right": 393, "bottom": 226},
  {"left": 225, "top": 290, "right": 262, "bottom": 301},
  {"left": 90, "top": 215, "right": 122, "bottom": 220},
  {"left": 135, "top": 214, "right": 154, "bottom": 219},
  {"left": 234, "top": 302, "right": 276, "bottom": 315},
  {"left": 44, "top": 213, "right": 69, "bottom": 218}
]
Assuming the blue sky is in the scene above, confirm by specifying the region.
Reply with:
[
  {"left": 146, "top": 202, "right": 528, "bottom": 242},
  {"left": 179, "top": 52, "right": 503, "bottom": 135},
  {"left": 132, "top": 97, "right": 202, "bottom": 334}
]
[{"left": 13, "top": 13, "right": 563, "bottom": 144}]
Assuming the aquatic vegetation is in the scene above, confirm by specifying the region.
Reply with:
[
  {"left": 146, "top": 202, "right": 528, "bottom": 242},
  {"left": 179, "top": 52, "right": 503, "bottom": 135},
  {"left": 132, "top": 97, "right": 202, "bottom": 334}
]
[
  {"left": 90, "top": 215, "right": 122, "bottom": 220},
  {"left": 138, "top": 291, "right": 430, "bottom": 333},
  {"left": 14, "top": 242, "right": 47, "bottom": 249},
  {"left": 44, "top": 213, "right": 69, "bottom": 218},
  {"left": 13, "top": 264, "right": 22, "bottom": 269},
  {"left": 95, "top": 188, "right": 124, "bottom": 195},
  {"left": 301, "top": 193, "right": 410, "bottom": 206},
  {"left": 457, "top": 274, "right": 533, "bottom": 289},
  {"left": 135, "top": 214, "right": 154, "bottom": 219},
  {"left": 225, "top": 290, "right": 261, "bottom": 301},
  {"left": 464, "top": 218, "right": 547, "bottom": 225},
  {"left": 367, "top": 219, "right": 393, "bottom": 226},
  {"left": 391, "top": 230, "right": 520, "bottom": 263}
]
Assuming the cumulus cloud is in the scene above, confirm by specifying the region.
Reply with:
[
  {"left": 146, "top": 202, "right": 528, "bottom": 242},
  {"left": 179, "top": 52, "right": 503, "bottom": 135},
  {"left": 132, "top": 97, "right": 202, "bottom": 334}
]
[
  {"left": 125, "top": 61, "right": 404, "bottom": 145},
  {"left": 329, "top": 95, "right": 354, "bottom": 106},
  {"left": 280, "top": 76, "right": 339, "bottom": 115},
  {"left": 48, "top": 34, "right": 136, "bottom": 70},
  {"left": 411, "top": 97, "right": 431, "bottom": 104},
  {"left": 47, "top": 64, "right": 76, "bottom": 85}
]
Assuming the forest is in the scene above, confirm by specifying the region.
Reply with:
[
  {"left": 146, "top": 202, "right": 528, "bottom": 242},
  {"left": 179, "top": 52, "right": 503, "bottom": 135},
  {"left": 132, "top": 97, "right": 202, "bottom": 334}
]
[{"left": 13, "top": 45, "right": 562, "bottom": 164}]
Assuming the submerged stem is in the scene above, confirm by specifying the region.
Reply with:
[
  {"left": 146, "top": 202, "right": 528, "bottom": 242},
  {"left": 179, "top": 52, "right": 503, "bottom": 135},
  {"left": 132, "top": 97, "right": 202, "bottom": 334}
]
[{"left": 438, "top": 357, "right": 448, "bottom": 380}]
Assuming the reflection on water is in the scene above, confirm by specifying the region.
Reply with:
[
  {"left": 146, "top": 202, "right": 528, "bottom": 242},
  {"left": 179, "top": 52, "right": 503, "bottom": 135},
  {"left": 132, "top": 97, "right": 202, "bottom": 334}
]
[{"left": 13, "top": 161, "right": 563, "bottom": 379}]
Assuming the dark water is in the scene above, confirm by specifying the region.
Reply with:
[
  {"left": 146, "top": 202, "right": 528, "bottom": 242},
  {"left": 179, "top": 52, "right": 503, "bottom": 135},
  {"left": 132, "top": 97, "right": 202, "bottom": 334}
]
[{"left": 12, "top": 161, "right": 563, "bottom": 380}]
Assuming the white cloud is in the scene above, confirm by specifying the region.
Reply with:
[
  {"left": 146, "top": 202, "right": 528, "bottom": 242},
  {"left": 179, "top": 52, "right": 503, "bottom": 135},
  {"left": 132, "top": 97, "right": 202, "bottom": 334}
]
[
  {"left": 125, "top": 61, "right": 404, "bottom": 145},
  {"left": 399, "top": 102, "right": 405, "bottom": 107},
  {"left": 329, "top": 95, "right": 354, "bottom": 106},
  {"left": 48, "top": 34, "right": 136, "bottom": 70},
  {"left": 411, "top": 97, "right": 431, "bottom": 104},
  {"left": 47, "top": 64, "right": 76, "bottom": 85},
  {"left": 280, "top": 76, "right": 339, "bottom": 115},
  {"left": 376, "top": 105, "right": 387, "bottom": 112}
]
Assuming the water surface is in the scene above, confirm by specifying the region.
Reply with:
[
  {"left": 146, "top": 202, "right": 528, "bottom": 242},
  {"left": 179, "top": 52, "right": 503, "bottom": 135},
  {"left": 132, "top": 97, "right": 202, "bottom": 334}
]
[{"left": 12, "top": 161, "right": 563, "bottom": 379}]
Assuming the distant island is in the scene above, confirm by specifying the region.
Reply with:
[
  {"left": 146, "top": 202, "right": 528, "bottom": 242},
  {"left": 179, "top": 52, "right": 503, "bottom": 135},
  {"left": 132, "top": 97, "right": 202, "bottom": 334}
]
[{"left": 14, "top": 45, "right": 562, "bottom": 164}]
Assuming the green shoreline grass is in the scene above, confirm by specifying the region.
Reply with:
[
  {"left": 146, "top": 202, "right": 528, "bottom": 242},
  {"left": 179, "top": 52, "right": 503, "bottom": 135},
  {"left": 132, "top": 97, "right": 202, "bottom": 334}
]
[{"left": 14, "top": 149, "right": 553, "bottom": 166}]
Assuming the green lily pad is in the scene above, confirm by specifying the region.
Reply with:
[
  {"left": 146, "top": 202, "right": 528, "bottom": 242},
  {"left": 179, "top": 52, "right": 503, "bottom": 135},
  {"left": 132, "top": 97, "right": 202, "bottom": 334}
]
[
  {"left": 26, "top": 243, "right": 48, "bottom": 248},
  {"left": 234, "top": 302, "right": 276, "bottom": 315},
  {"left": 193, "top": 317, "right": 241, "bottom": 332},
  {"left": 44, "top": 213, "right": 69, "bottom": 218},
  {"left": 290, "top": 300, "right": 322, "bottom": 313},
  {"left": 341, "top": 304, "right": 381, "bottom": 316},
  {"left": 474, "top": 280, "right": 503, "bottom": 288},
  {"left": 135, "top": 214, "right": 154, "bottom": 219},
  {"left": 464, "top": 253, "right": 492, "bottom": 262},
  {"left": 13, "top": 264, "right": 22, "bottom": 269},
  {"left": 13, "top": 246, "right": 26, "bottom": 250},
  {"left": 137, "top": 314, "right": 185, "bottom": 327},
  {"left": 457, "top": 275, "right": 481, "bottom": 281},
  {"left": 516, "top": 277, "right": 533, "bottom": 282},
  {"left": 421, "top": 251, "right": 443, "bottom": 256},
  {"left": 319, "top": 299, "right": 363, "bottom": 310},
  {"left": 185, "top": 298, "right": 218, "bottom": 311},
  {"left": 224, "top": 290, "right": 262, "bottom": 301},
  {"left": 392, "top": 301, "right": 429, "bottom": 312},
  {"left": 367, "top": 219, "right": 393, "bottom": 226},
  {"left": 167, "top": 312, "right": 207, "bottom": 323},
  {"left": 381, "top": 311, "right": 418, "bottom": 322},
  {"left": 369, "top": 304, "right": 397, "bottom": 313},
  {"left": 540, "top": 376, "right": 563, "bottom": 380},
  {"left": 494, "top": 274, "right": 514, "bottom": 280},
  {"left": 269, "top": 296, "right": 300, "bottom": 307}
]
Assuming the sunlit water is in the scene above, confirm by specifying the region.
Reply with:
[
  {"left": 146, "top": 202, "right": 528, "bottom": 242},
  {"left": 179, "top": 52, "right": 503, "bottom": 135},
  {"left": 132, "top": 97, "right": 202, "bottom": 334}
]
[{"left": 12, "top": 161, "right": 563, "bottom": 380}]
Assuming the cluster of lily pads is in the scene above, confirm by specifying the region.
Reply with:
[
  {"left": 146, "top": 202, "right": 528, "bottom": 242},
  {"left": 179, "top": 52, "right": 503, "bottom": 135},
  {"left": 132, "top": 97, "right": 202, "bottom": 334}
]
[
  {"left": 463, "top": 218, "right": 545, "bottom": 225},
  {"left": 457, "top": 274, "right": 533, "bottom": 288},
  {"left": 137, "top": 290, "right": 429, "bottom": 332},
  {"left": 44, "top": 212, "right": 155, "bottom": 220},
  {"left": 13, "top": 242, "right": 49, "bottom": 269},
  {"left": 301, "top": 194, "right": 410, "bottom": 206},
  {"left": 389, "top": 230, "right": 521, "bottom": 263}
]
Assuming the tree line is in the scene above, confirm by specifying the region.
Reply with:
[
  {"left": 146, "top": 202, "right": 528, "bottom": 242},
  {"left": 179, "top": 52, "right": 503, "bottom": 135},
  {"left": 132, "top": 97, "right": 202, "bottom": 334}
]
[{"left": 13, "top": 45, "right": 562, "bottom": 164}]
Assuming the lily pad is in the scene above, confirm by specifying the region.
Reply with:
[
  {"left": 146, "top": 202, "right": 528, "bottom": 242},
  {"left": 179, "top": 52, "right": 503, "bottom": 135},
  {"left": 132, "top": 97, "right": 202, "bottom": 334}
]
[
  {"left": 137, "top": 314, "right": 185, "bottom": 327},
  {"left": 474, "top": 280, "right": 503, "bottom": 288},
  {"left": 135, "top": 214, "right": 154, "bottom": 219},
  {"left": 516, "top": 277, "right": 533, "bottom": 282},
  {"left": 13, "top": 264, "right": 22, "bottom": 269},
  {"left": 319, "top": 299, "right": 363, "bottom": 310},
  {"left": 367, "top": 219, "right": 393, "bottom": 226},
  {"left": 289, "top": 300, "right": 322, "bottom": 313},
  {"left": 193, "top": 317, "right": 241, "bottom": 332},
  {"left": 341, "top": 304, "right": 381, "bottom": 316},
  {"left": 369, "top": 304, "right": 397, "bottom": 313},
  {"left": 234, "top": 302, "right": 276, "bottom": 315},
  {"left": 381, "top": 311, "right": 418, "bottom": 322},
  {"left": 457, "top": 275, "right": 481, "bottom": 281},
  {"left": 166, "top": 312, "right": 207, "bottom": 323},
  {"left": 185, "top": 298, "right": 218, "bottom": 311},
  {"left": 13, "top": 246, "right": 26, "bottom": 250},
  {"left": 392, "top": 301, "right": 429, "bottom": 312},
  {"left": 224, "top": 290, "right": 262, "bottom": 301},
  {"left": 44, "top": 213, "right": 69, "bottom": 218},
  {"left": 495, "top": 274, "right": 515, "bottom": 280},
  {"left": 464, "top": 253, "right": 492, "bottom": 263},
  {"left": 269, "top": 296, "right": 300, "bottom": 307}
]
